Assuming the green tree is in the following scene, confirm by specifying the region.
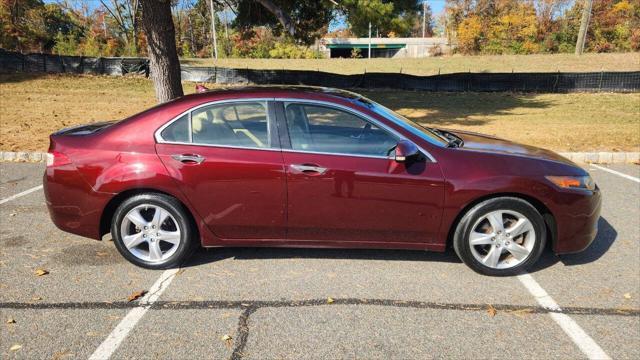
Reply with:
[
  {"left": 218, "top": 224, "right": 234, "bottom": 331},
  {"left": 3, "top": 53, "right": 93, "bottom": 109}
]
[
  {"left": 234, "top": 0, "right": 332, "bottom": 44},
  {"left": 339, "top": 0, "right": 420, "bottom": 37}
]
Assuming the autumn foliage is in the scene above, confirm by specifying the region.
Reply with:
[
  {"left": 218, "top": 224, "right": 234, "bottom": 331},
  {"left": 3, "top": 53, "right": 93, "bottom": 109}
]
[{"left": 448, "top": 0, "right": 640, "bottom": 54}]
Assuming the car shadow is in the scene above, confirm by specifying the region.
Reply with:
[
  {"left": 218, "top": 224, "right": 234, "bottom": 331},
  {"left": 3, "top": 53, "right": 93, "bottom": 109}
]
[
  {"left": 529, "top": 216, "right": 617, "bottom": 273},
  {"left": 182, "top": 217, "right": 616, "bottom": 272},
  {"left": 182, "top": 245, "right": 462, "bottom": 268}
]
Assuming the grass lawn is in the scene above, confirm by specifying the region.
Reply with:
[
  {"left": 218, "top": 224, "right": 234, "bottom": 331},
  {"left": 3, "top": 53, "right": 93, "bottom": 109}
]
[
  {"left": 0, "top": 73, "right": 638, "bottom": 153},
  {"left": 182, "top": 52, "right": 640, "bottom": 75}
]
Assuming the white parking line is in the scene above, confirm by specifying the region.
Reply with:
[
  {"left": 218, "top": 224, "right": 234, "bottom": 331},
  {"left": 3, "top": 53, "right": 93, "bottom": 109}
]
[
  {"left": 591, "top": 164, "right": 640, "bottom": 183},
  {"left": 89, "top": 268, "right": 180, "bottom": 360},
  {"left": 517, "top": 273, "right": 611, "bottom": 360},
  {"left": 0, "top": 185, "right": 43, "bottom": 205}
]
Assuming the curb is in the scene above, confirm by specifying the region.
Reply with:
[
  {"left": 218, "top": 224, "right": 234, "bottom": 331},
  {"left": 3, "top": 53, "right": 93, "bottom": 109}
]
[
  {"left": 557, "top": 152, "right": 639, "bottom": 164},
  {"left": 1, "top": 152, "right": 48, "bottom": 163},
  {"left": 1, "top": 151, "right": 638, "bottom": 164}
]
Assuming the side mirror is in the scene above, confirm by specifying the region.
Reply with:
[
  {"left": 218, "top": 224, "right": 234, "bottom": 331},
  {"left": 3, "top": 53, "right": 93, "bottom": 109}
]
[{"left": 394, "top": 140, "right": 420, "bottom": 162}]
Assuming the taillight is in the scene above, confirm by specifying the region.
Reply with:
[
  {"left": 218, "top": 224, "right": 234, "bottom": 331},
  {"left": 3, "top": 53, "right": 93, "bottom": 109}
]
[{"left": 46, "top": 151, "right": 72, "bottom": 167}]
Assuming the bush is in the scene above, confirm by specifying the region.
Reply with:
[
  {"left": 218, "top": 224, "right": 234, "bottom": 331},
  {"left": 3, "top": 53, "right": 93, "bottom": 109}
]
[{"left": 268, "top": 42, "right": 321, "bottom": 59}]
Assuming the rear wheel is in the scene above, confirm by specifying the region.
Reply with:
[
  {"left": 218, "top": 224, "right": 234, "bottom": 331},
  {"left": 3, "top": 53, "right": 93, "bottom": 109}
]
[
  {"left": 111, "top": 193, "right": 195, "bottom": 269},
  {"left": 453, "top": 197, "right": 546, "bottom": 276}
]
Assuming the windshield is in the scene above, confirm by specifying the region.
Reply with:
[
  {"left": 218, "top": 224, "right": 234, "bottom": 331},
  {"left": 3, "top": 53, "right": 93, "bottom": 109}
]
[{"left": 357, "top": 98, "right": 448, "bottom": 147}]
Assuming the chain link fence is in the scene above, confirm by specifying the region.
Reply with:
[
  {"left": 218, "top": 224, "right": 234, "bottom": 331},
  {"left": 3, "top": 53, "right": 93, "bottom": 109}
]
[{"left": 2, "top": 49, "right": 639, "bottom": 93}]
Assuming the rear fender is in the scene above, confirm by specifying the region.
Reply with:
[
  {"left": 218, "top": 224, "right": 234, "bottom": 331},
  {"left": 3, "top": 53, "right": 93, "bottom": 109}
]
[{"left": 77, "top": 151, "right": 217, "bottom": 246}]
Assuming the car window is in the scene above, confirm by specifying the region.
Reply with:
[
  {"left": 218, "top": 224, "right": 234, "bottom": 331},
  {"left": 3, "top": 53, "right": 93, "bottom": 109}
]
[
  {"left": 284, "top": 103, "right": 397, "bottom": 157},
  {"left": 160, "top": 114, "right": 189, "bottom": 143},
  {"left": 190, "top": 102, "right": 270, "bottom": 148}
]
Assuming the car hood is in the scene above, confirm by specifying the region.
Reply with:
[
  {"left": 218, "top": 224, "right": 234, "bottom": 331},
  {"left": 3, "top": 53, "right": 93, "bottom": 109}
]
[{"left": 445, "top": 129, "right": 575, "bottom": 165}]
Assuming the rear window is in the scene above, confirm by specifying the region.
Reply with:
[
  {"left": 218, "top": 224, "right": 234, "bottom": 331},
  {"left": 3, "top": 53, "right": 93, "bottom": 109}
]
[{"left": 160, "top": 114, "right": 189, "bottom": 143}]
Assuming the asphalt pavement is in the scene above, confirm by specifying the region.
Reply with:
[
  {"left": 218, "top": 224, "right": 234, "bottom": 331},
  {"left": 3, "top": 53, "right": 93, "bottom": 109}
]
[{"left": 0, "top": 161, "right": 638, "bottom": 359}]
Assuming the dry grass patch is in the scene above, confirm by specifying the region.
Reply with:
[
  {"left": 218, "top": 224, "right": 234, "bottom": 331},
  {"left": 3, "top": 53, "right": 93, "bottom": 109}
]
[
  {"left": 182, "top": 52, "right": 640, "bottom": 75},
  {"left": 1, "top": 73, "right": 638, "bottom": 152}
]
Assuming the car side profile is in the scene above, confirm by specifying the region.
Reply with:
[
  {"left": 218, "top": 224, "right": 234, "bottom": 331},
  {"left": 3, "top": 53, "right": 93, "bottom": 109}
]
[{"left": 44, "top": 86, "right": 601, "bottom": 276}]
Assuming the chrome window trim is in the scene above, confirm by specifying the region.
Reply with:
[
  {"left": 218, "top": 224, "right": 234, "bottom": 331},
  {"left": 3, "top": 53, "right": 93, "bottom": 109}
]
[
  {"left": 153, "top": 141, "right": 283, "bottom": 153},
  {"left": 275, "top": 98, "right": 437, "bottom": 163},
  {"left": 281, "top": 148, "right": 392, "bottom": 160},
  {"left": 154, "top": 98, "right": 276, "bottom": 149}
]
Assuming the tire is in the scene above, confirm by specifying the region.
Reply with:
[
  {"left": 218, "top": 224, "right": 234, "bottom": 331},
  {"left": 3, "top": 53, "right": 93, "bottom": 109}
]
[
  {"left": 453, "top": 197, "right": 546, "bottom": 276},
  {"left": 111, "top": 193, "right": 196, "bottom": 269}
]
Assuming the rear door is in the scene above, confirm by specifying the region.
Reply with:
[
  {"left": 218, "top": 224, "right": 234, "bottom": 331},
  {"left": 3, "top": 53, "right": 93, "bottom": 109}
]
[{"left": 155, "top": 100, "right": 287, "bottom": 240}]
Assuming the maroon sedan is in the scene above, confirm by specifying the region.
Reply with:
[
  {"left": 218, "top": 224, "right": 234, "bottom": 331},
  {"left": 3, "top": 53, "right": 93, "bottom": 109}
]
[{"left": 44, "top": 86, "right": 601, "bottom": 275}]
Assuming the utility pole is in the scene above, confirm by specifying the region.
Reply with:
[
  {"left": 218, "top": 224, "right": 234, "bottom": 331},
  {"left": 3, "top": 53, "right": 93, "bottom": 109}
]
[
  {"left": 575, "top": 0, "right": 593, "bottom": 55},
  {"left": 223, "top": 8, "right": 229, "bottom": 56},
  {"left": 368, "top": 21, "right": 372, "bottom": 59},
  {"left": 209, "top": 0, "right": 218, "bottom": 59},
  {"left": 422, "top": 1, "right": 426, "bottom": 38}
]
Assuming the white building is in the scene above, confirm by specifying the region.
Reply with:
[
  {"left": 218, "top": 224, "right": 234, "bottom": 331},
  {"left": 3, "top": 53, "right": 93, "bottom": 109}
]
[{"left": 319, "top": 37, "right": 452, "bottom": 58}]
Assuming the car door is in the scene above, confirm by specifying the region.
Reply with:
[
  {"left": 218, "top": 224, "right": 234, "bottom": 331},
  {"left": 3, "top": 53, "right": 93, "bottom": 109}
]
[
  {"left": 155, "top": 100, "right": 287, "bottom": 240},
  {"left": 277, "top": 100, "right": 444, "bottom": 245}
]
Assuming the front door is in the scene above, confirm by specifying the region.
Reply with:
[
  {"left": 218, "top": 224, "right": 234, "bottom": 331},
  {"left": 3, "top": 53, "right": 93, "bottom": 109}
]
[
  {"left": 279, "top": 101, "right": 444, "bottom": 245},
  {"left": 156, "top": 100, "right": 286, "bottom": 240}
]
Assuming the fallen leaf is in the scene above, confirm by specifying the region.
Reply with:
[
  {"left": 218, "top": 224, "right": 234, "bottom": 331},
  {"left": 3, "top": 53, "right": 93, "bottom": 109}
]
[
  {"left": 10, "top": 344, "right": 22, "bottom": 351},
  {"left": 6, "top": 318, "right": 16, "bottom": 324},
  {"left": 221, "top": 334, "right": 233, "bottom": 348},
  {"left": 34, "top": 269, "right": 49, "bottom": 276},
  {"left": 623, "top": 293, "right": 632, "bottom": 299},
  {"left": 506, "top": 308, "right": 533, "bottom": 318},
  {"left": 127, "top": 290, "right": 147, "bottom": 302},
  {"left": 487, "top": 304, "right": 497, "bottom": 317},
  {"left": 327, "top": 297, "right": 335, "bottom": 304},
  {"left": 95, "top": 252, "right": 109, "bottom": 257},
  {"left": 52, "top": 350, "right": 72, "bottom": 360}
]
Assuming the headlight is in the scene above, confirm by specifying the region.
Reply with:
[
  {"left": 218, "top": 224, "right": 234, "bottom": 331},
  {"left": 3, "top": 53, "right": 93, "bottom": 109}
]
[{"left": 545, "top": 175, "right": 596, "bottom": 191}]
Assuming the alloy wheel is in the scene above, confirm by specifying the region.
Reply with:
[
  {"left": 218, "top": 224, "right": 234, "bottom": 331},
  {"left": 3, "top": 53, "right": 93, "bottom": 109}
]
[
  {"left": 119, "top": 204, "right": 182, "bottom": 263},
  {"left": 468, "top": 209, "right": 536, "bottom": 270}
]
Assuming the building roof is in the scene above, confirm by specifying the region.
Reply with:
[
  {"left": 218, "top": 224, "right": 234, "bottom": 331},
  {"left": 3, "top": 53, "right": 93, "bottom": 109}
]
[{"left": 322, "top": 37, "right": 449, "bottom": 49}]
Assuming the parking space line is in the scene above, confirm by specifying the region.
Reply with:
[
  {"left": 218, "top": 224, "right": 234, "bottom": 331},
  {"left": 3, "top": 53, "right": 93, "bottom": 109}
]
[
  {"left": 88, "top": 268, "right": 180, "bottom": 360},
  {"left": 590, "top": 164, "right": 640, "bottom": 183},
  {"left": 517, "top": 273, "right": 610, "bottom": 360},
  {"left": 0, "top": 184, "right": 43, "bottom": 205}
]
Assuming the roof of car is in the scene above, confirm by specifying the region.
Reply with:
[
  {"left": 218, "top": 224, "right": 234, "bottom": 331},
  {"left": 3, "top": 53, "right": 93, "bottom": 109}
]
[{"left": 191, "top": 85, "right": 364, "bottom": 101}]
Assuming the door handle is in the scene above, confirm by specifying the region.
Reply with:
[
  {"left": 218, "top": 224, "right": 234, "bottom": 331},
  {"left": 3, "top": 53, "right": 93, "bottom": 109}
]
[
  {"left": 290, "top": 164, "right": 327, "bottom": 175},
  {"left": 171, "top": 154, "right": 205, "bottom": 164}
]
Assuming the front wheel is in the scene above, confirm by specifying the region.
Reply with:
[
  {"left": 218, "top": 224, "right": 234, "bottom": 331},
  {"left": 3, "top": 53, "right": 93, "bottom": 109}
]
[
  {"left": 111, "top": 193, "right": 195, "bottom": 269},
  {"left": 453, "top": 197, "right": 546, "bottom": 276}
]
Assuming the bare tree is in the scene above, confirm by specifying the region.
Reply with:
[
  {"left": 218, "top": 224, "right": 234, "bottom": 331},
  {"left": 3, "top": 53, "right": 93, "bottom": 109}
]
[
  {"left": 100, "top": 0, "right": 140, "bottom": 54},
  {"left": 139, "top": 0, "right": 183, "bottom": 102}
]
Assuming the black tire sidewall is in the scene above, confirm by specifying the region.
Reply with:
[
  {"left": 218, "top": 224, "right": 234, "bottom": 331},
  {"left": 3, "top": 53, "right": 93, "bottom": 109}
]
[
  {"left": 453, "top": 197, "right": 546, "bottom": 276},
  {"left": 111, "top": 193, "right": 193, "bottom": 269}
]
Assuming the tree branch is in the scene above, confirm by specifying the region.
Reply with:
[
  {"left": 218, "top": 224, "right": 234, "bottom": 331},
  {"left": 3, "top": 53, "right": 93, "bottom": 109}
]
[{"left": 254, "top": 0, "right": 295, "bottom": 36}]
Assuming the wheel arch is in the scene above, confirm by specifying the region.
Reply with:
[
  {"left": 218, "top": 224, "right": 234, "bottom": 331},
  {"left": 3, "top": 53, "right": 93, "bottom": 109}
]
[
  {"left": 99, "top": 188, "right": 199, "bottom": 241},
  {"left": 446, "top": 192, "right": 557, "bottom": 251}
]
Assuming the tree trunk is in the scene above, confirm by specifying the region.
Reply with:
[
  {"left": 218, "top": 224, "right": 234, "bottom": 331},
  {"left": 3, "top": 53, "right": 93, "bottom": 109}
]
[{"left": 140, "top": 0, "right": 183, "bottom": 103}]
